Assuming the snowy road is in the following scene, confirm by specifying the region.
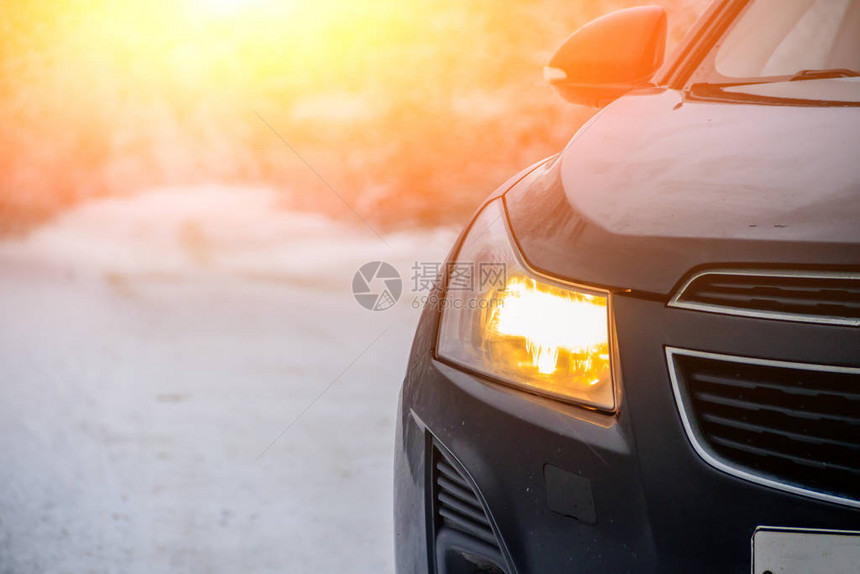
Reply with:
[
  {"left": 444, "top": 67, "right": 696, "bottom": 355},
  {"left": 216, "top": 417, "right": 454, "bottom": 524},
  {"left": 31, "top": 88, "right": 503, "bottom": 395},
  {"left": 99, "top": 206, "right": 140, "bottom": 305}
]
[{"left": 0, "top": 188, "right": 457, "bottom": 573}]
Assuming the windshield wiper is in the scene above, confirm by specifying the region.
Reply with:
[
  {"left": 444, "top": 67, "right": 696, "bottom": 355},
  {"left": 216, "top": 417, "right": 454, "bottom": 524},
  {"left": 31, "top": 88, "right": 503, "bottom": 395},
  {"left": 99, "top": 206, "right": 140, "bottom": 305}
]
[
  {"left": 688, "top": 68, "right": 860, "bottom": 99},
  {"left": 686, "top": 68, "right": 860, "bottom": 105},
  {"left": 690, "top": 69, "right": 860, "bottom": 94},
  {"left": 790, "top": 68, "right": 860, "bottom": 81}
]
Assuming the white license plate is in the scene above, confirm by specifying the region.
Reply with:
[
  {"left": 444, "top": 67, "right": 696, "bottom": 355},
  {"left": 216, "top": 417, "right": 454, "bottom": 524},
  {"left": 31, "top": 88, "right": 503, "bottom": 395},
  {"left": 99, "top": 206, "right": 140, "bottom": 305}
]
[{"left": 752, "top": 527, "right": 860, "bottom": 574}]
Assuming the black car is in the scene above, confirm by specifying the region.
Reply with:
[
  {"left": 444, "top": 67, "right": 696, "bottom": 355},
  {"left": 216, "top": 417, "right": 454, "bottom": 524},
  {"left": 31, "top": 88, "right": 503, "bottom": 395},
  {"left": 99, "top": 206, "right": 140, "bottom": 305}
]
[{"left": 394, "top": 1, "right": 860, "bottom": 572}]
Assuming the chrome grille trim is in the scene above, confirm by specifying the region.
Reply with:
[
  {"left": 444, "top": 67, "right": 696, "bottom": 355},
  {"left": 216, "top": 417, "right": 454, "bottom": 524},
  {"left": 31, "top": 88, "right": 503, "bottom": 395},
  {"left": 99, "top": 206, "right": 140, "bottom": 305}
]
[
  {"left": 668, "top": 268, "right": 860, "bottom": 327},
  {"left": 666, "top": 346, "right": 860, "bottom": 510}
]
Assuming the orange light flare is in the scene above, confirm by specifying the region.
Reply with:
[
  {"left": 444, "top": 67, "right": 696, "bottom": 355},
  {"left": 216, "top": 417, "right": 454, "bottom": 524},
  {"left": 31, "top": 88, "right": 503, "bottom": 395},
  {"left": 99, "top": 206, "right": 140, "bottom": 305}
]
[
  {"left": 5, "top": 0, "right": 643, "bottom": 231},
  {"left": 53, "top": 0, "right": 415, "bottom": 90}
]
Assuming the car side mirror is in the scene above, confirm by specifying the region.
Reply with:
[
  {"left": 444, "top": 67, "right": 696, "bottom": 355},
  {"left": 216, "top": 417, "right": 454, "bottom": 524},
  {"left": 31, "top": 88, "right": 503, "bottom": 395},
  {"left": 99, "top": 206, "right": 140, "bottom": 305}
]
[{"left": 544, "top": 6, "right": 667, "bottom": 107}]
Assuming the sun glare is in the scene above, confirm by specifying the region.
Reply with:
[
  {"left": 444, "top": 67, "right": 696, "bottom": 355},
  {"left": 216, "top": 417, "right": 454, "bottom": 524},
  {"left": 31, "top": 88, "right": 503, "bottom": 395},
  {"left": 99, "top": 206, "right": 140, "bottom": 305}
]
[{"left": 189, "top": 0, "right": 272, "bottom": 17}]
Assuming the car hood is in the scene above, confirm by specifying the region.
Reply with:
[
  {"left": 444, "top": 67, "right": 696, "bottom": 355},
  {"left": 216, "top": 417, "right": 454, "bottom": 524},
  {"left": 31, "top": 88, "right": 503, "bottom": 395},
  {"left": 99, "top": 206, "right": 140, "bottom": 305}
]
[{"left": 505, "top": 89, "right": 860, "bottom": 295}]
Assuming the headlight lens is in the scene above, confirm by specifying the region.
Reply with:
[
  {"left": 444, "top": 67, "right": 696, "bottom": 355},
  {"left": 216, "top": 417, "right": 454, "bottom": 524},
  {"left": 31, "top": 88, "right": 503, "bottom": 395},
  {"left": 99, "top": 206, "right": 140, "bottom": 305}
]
[{"left": 437, "top": 199, "right": 614, "bottom": 411}]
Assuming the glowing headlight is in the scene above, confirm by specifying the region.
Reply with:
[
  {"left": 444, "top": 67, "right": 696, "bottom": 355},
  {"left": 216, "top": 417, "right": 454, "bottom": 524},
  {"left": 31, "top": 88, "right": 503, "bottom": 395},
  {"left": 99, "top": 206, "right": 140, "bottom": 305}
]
[{"left": 437, "top": 199, "right": 614, "bottom": 411}]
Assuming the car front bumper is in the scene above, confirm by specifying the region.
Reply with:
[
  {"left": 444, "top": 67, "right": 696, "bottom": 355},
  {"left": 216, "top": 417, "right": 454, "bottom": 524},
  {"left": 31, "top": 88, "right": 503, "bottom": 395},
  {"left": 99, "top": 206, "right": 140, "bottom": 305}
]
[{"left": 395, "top": 291, "right": 860, "bottom": 573}]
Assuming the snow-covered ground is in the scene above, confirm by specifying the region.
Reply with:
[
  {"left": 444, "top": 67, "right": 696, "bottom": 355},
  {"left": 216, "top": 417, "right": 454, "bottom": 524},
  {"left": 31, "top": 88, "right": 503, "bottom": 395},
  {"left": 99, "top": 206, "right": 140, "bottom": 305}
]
[{"left": 0, "top": 187, "right": 458, "bottom": 573}]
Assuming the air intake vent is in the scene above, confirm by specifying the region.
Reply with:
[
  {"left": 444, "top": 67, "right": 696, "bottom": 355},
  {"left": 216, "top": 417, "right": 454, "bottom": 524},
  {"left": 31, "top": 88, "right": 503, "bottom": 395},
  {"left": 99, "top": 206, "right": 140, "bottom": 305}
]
[
  {"left": 668, "top": 348, "right": 860, "bottom": 508},
  {"left": 670, "top": 269, "right": 860, "bottom": 326},
  {"left": 433, "top": 446, "right": 498, "bottom": 547},
  {"left": 430, "top": 443, "right": 508, "bottom": 573}
]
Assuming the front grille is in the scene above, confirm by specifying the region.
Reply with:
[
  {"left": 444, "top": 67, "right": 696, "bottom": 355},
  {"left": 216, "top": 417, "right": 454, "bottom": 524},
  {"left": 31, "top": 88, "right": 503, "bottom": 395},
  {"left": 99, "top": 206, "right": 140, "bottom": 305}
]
[
  {"left": 670, "top": 269, "right": 860, "bottom": 326},
  {"left": 668, "top": 348, "right": 860, "bottom": 507}
]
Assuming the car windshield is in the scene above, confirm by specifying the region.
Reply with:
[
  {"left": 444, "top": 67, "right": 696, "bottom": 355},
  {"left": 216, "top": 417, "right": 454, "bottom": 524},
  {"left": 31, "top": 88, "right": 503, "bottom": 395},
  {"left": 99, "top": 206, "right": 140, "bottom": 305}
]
[{"left": 693, "top": 0, "right": 860, "bottom": 103}]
